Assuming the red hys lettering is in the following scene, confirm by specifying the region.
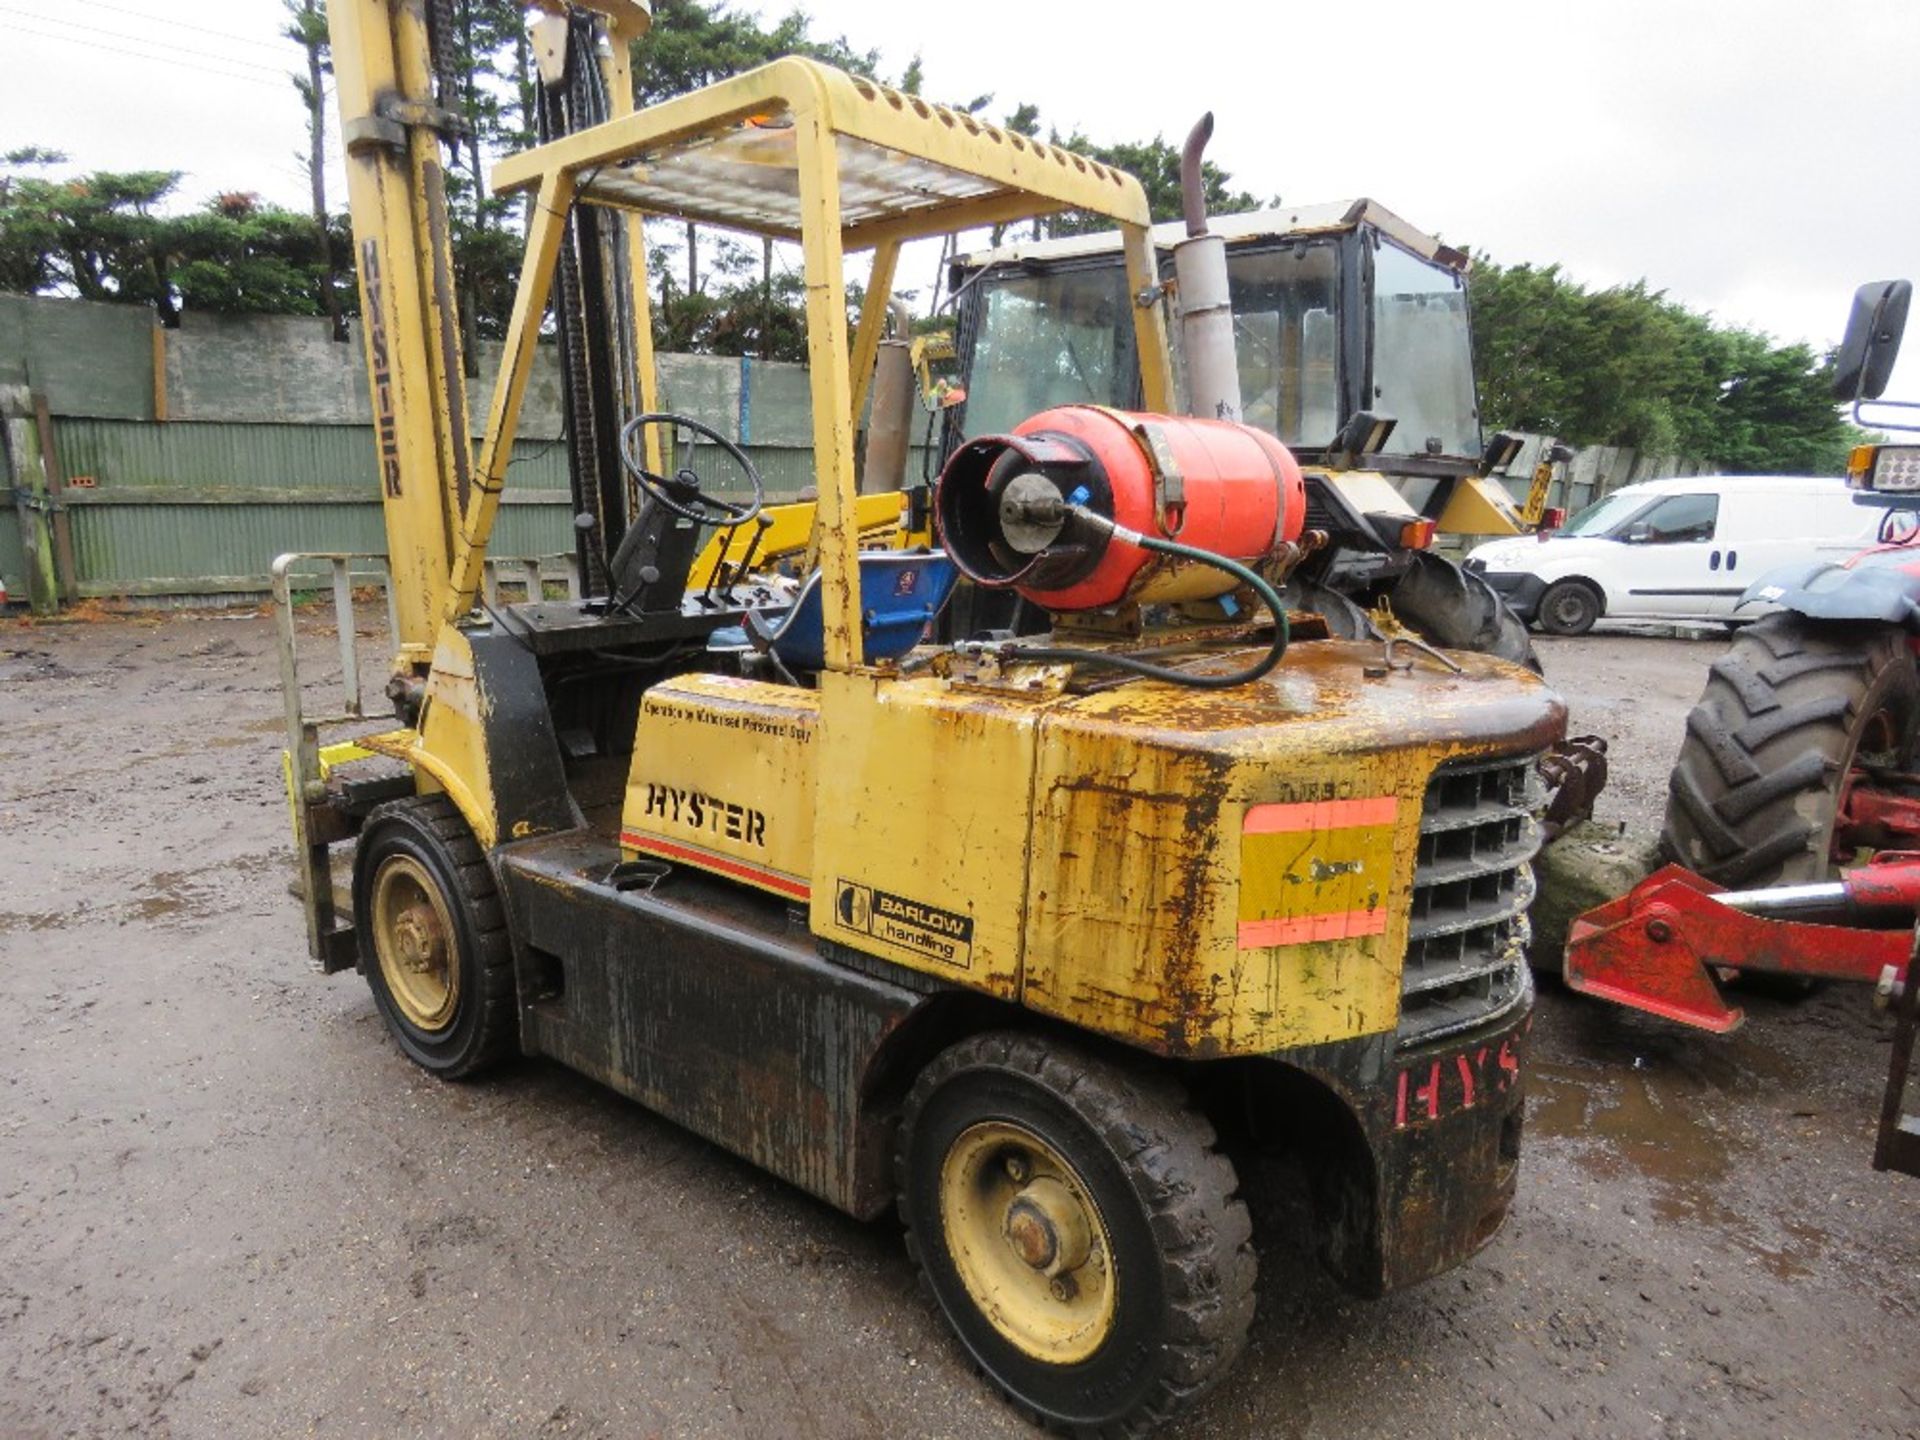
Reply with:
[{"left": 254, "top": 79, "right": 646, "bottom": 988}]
[
  {"left": 1454, "top": 1053, "right": 1477, "bottom": 1109},
  {"left": 1415, "top": 1061, "right": 1442, "bottom": 1123},
  {"left": 1392, "top": 1032, "right": 1525, "bottom": 1130}
]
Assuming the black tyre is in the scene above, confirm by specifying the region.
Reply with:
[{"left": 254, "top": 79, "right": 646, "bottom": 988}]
[
  {"left": 1661, "top": 614, "right": 1920, "bottom": 888},
  {"left": 1292, "top": 576, "right": 1377, "bottom": 641},
  {"left": 897, "top": 1032, "right": 1255, "bottom": 1436},
  {"left": 352, "top": 795, "right": 517, "bottom": 1078},
  {"left": 1385, "top": 550, "right": 1542, "bottom": 671},
  {"left": 1535, "top": 577, "right": 1601, "bottom": 637}
]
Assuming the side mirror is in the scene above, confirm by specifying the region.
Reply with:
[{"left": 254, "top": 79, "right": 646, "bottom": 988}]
[
  {"left": 1833, "top": 280, "right": 1912, "bottom": 402},
  {"left": 1334, "top": 409, "right": 1398, "bottom": 458},
  {"left": 1479, "top": 431, "right": 1524, "bottom": 475},
  {"left": 1619, "top": 521, "right": 1653, "bottom": 544}
]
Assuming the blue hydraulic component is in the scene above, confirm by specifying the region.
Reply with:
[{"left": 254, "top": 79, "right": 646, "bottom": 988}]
[{"left": 710, "top": 550, "right": 959, "bottom": 670}]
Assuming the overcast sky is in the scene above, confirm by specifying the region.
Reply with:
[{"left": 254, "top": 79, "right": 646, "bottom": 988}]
[{"left": 9, "top": 0, "right": 1920, "bottom": 392}]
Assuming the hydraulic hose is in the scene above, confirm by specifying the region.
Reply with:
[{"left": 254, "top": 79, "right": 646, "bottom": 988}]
[{"left": 1001, "top": 510, "right": 1290, "bottom": 688}]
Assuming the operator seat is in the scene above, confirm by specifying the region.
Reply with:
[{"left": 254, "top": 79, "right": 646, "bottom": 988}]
[{"left": 709, "top": 550, "right": 958, "bottom": 673}]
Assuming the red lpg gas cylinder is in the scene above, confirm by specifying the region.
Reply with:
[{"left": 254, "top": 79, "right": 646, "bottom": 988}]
[{"left": 934, "top": 405, "right": 1304, "bottom": 611}]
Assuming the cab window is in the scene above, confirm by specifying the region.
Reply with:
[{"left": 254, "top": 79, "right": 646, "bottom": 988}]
[
  {"left": 1224, "top": 244, "right": 1340, "bottom": 447},
  {"left": 961, "top": 266, "right": 1134, "bottom": 438},
  {"left": 1370, "top": 239, "right": 1480, "bottom": 458},
  {"left": 1628, "top": 492, "right": 1719, "bottom": 543}
]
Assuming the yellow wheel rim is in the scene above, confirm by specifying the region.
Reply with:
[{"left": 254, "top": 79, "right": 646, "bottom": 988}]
[
  {"left": 370, "top": 855, "right": 460, "bottom": 1032},
  {"left": 939, "top": 1120, "right": 1118, "bottom": 1365}
]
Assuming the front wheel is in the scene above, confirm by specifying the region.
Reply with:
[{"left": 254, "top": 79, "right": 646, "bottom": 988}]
[
  {"left": 353, "top": 795, "right": 517, "bottom": 1078},
  {"left": 897, "top": 1033, "right": 1255, "bottom": 1436},
  {"left": 1535, "top": 578, "right": 1601, "bottom": 636},
  {"left": 1385, "top": 550, "right": 1542, "bottom": 671},
  {"left": 1662, "top": 614, "right": 1920, "bottom": 887}
]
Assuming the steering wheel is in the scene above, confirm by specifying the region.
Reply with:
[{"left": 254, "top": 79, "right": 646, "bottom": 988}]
[{"left": 619, "top": 412, "right": 765, "bottom": 528}]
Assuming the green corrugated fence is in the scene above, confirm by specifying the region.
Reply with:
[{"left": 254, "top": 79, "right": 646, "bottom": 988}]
[{"left": 0, "top": 295, "right": 938, "bottom": 606}]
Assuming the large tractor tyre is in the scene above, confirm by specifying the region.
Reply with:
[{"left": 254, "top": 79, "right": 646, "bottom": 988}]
[
  {"left": 1293, "top": 576, "right": 1378, "bottom": 642},
  {"left": 1534, "top": 577, "right": 1602, "bottom": 637},
  {"left": 1386, "top": 551, "right": 1543, "bottom": 671},
  {"left": 352, "top": 795, "right": 518, "bottom": 1079},
  {"left": 897, "top": 1032, "right": 1255, "bottom": 1437},
  {"left": 1661, "top": 614, "right": 1920, "bottom": 889}
]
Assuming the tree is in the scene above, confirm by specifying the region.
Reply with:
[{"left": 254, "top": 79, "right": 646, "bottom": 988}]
[
  {"left": 171, "top": 192, "right": 341, "bottom": 318},
  {"left": 0, "top": 147, "right": 68, "bottom": 296},
  {"left": 0, "top": 163, "right": 188, "bottom": 321},
  {"left": 1467, "top": 255, "right": 1856, "bottom": 473},
  {"left": 283, "top": 0, "right": 347, "bottom": 339},
  {"left": 0, "top": 152, "right": 349, "bottom": 325}
]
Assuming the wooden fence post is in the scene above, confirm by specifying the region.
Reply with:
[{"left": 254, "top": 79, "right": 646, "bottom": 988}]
[
  {"left": 1, "top": 385, "right": 60, "bottom": 616},
  {"left": 32, "top": 394, "right": 77, "bottom": 604}
]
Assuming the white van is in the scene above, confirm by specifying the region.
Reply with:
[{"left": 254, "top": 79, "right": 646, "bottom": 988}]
[{"left": 1463, "top": 475, "right": 1911, "bottom": 634}]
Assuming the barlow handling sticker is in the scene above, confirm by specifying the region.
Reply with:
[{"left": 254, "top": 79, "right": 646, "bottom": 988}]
[{"left": 835, "top": 880, "right": 974, "bottom": 970}]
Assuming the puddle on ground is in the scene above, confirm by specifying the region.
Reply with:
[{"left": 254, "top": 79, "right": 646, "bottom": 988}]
[
  {"left": 1532, "top": 1059, "right": 1734, "bottom": 1215},
  {"left": 0, "top": 910, "right": 73, "bottom": 935},
  {"left": 2, "top": 856, "right": 280, "bottom": 936},
  {"left": 118, "top": 870, "right": 220, "bottom": 927},
  {"left": 204, "top": 732, "right": 275, "bottom": 750},
  {"left": 1530, "top": 1029, "right": 1829, "bottom": 1279}
]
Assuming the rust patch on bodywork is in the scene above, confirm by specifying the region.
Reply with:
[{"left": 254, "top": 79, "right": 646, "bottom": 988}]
[{"left": 1018, "top": 640, "right": 1564, "bottom": 1058}]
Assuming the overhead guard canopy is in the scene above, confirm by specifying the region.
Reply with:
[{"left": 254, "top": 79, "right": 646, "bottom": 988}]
[
  {"left": 488, "top": 57, "right": 1155, "bottom": 250},
  {"left": 478, "top": 56, "right": 1172, "bottom": 674}
]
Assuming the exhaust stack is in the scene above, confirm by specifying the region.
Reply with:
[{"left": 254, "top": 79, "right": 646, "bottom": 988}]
[
  {"left": 1173, "top": 114, "right": 1242, "bottom": 425},
  {"left": 861, "top": 299, "right": 915, "bottom": 494}
]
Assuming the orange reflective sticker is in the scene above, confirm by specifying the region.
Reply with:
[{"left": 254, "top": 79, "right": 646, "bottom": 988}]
[{"left": 1239, "top": 794, "right": 1399, "bottom": 951}]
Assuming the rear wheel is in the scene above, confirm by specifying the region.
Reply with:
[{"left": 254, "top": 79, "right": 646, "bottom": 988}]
[
  {"left": 353, "top": 795, "right": 517, "bottom": 1078},
  {"left": 1661, "top": 614, "right": 1920, "bottom": 888},
  {"left": 897, "top": 1032, "right": 1254, "bottom": 1436},
  {"left": 1536, "top": 578, "right": 1601, "bottom": 637}
]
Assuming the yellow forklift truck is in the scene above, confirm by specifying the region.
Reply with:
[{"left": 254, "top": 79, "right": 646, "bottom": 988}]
[{"left": 280, "top": 3, "right": 1565, "bottom": 1430}]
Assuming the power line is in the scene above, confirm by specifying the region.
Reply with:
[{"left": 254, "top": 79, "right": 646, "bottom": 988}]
[
  {"left": 5, "top": 18, "right": 290, "bottom": 92},
  {"left": 0, "top": 7, "right": 292, "bottom": 79},
  {"left": 65, "top": 0, "right": 294, "bottom": 55}
]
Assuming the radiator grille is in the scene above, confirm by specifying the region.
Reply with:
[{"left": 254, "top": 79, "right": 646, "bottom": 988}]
[
  {"left": 1397, "top": 754, "right": 1542, "bottom": 1047},
  {"left": 1303, "top": 475, "right": 1342, "bottom": 536}
]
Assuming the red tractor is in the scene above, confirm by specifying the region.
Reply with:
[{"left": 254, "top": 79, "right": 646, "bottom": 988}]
[
  {"left": 1662, "top": 280, "right": 1920, "bottom": 895},
  {"left": 1564, "top": 280, "right": 1920, "bottom": 1175}
]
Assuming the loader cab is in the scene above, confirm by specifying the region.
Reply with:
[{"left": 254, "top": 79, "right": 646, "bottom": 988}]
[
  {"left": 949, "top": 204, "right": 1484, "bottom": 482},
  {"left": 943, "top": 205, "right": 1535, "bottom": 657}
]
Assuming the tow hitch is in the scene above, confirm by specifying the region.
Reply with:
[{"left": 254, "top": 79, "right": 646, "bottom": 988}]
[{"left": 1564, "top": 855, "right": 1920, "bottom": 1176}]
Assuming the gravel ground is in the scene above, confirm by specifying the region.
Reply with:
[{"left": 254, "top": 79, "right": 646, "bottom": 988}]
[{"left": 1, "top": 612, "right": 1916, "bottom": 1440}]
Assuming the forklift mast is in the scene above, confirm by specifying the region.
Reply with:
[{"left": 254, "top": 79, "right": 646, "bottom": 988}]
[{"left": 328, "top": 0, "right": 657, "bottom": 668}]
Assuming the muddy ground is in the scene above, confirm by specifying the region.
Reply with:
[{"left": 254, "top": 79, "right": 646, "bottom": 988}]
[{"left": 1, "top": 612, "right": 1915, "bottom": 1440}]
